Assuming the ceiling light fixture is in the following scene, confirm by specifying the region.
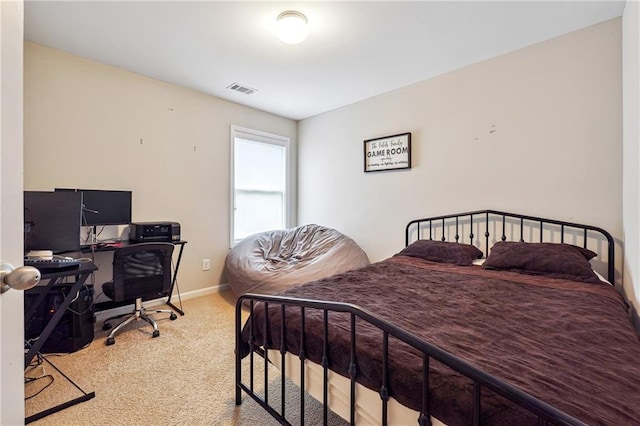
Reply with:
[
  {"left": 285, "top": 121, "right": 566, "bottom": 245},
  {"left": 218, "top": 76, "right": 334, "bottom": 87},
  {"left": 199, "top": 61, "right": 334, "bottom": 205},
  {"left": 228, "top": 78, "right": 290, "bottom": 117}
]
[{"left": 276, "top": 10, "right": 309, "bottom": 45}]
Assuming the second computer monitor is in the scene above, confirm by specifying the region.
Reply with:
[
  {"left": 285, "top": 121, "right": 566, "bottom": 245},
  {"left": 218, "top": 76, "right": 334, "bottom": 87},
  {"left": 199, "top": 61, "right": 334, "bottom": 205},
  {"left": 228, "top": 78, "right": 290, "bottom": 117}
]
[{"left": 56, "top": 189, "right": 132, "bottom": 226}]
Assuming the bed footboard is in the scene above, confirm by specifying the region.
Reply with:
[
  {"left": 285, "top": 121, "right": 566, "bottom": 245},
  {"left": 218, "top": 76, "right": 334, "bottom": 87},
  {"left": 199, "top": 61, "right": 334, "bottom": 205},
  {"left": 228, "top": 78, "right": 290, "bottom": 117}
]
[{"left": 235, "top": 294, "right": 587, "bottom": 426}]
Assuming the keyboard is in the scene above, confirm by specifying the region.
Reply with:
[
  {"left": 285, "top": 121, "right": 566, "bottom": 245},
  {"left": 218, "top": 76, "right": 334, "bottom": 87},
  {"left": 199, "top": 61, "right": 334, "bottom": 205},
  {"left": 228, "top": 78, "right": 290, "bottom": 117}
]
[{"left": 24, "top": 257, "right": 81, "bottom": 272}]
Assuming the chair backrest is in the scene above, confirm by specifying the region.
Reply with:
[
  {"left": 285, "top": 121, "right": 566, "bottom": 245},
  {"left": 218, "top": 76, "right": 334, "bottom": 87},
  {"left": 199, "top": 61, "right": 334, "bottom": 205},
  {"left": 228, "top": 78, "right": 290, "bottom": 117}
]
[{"left": 111, "top": 243, "right": 175, "bottom": 302}]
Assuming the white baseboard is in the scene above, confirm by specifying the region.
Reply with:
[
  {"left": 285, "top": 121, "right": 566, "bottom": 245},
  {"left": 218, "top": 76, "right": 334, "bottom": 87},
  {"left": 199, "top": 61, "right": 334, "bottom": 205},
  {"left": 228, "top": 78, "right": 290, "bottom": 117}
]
[
  {"left": 94, "top": 283, "right": 230, "bottom": 320},
  {"left": 177, "top": 282, "right": 229, "bottom": 300}
]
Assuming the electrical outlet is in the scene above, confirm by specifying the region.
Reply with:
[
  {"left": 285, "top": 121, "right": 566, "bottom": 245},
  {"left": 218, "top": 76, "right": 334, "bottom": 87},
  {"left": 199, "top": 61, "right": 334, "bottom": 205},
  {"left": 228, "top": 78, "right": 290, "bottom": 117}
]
[{"left": 202, "top": 258, "right": 211, "bottom": 271}]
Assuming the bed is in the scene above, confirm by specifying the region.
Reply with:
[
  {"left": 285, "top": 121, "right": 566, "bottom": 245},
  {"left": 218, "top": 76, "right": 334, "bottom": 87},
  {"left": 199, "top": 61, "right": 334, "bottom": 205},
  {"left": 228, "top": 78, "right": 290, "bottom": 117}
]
[{"left": 234, "top": 210, "right": 640, "bottom": 425}]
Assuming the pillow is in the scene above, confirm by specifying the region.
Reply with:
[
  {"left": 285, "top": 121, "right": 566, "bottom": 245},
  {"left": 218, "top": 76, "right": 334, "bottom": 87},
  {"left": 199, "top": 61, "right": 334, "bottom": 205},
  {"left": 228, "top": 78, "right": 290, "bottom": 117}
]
[
  {"left": 483, "top": 241, "right": 600, "bottom": 283},
  {"left": 396, "top": 240, "right": 483, "bottom": 266}
]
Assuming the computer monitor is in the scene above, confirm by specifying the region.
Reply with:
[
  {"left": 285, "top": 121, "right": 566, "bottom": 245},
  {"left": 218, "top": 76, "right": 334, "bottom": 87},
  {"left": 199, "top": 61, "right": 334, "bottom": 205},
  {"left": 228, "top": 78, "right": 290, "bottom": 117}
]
[
  {"left": 56, "top": 189, "right": 132, "bottom": 226},
  {"left": 24, "top": 191, "right": 82, "bottom": 254}
]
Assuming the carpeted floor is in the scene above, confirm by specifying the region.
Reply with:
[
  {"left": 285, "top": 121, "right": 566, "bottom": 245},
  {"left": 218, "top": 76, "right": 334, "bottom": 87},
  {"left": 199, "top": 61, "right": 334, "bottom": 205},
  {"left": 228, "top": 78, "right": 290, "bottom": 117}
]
[{"left": 25, "top": 289, "right": 347, "bottom": 425}]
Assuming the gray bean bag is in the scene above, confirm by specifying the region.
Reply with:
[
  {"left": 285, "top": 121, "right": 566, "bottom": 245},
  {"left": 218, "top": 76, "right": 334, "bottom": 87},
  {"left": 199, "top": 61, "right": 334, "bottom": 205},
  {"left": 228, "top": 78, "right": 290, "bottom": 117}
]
[{"left": 225, "top": 224, "right": 370, "bottom": 297}]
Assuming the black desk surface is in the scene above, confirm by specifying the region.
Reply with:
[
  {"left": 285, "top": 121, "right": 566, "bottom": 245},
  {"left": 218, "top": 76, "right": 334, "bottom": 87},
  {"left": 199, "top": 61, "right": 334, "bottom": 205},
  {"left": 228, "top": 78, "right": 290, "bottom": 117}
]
[
  {"left": 38, "top": 260, "right": 98, "bottom": 279},
  {"left": 80, "top": 239, "right": 186, "bottom": 253}
]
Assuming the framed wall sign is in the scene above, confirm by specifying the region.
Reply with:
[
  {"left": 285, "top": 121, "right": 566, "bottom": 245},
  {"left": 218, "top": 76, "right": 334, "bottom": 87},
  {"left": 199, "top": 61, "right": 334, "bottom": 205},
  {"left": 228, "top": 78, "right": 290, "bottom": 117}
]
[{"left": 363, "top": 132, "right": 411, "bottom": 172}]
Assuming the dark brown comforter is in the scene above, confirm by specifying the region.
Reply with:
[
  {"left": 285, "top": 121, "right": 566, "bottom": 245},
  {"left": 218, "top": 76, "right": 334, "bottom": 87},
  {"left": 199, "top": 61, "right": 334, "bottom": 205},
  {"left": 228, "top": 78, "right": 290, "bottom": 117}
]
[{"left": 240, "top": 256, "right": 640, "bottom": 425}]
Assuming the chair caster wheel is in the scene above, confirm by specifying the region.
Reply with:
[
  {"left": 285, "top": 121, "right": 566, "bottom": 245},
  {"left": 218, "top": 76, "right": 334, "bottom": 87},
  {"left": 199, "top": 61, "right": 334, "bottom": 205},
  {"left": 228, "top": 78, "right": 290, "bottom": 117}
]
[
  {"left": 103, "top": 323, "right": 112, "bottom": 331},
  {"left": 106, "top": 337, "right": 115, "bottom": 346},
  {"left": 152, "top": 330, "right": 160, "bottom": 338},
  {"left": 170, "top": 313, "right": 177, "bottom": 320}
]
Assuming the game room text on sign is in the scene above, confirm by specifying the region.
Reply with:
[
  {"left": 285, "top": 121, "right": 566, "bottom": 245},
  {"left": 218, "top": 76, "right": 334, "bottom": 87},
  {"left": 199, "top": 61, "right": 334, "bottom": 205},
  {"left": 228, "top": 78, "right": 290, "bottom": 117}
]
[{"left": 364, "top": 132, "right": 412, "bottom": 172}]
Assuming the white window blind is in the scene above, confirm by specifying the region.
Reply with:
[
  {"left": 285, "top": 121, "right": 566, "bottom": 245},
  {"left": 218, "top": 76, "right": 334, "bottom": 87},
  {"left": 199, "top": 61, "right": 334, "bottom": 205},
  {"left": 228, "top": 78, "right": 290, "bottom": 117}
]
[{"left": 230, "top": 126, "right": 290, "bottom": 246}]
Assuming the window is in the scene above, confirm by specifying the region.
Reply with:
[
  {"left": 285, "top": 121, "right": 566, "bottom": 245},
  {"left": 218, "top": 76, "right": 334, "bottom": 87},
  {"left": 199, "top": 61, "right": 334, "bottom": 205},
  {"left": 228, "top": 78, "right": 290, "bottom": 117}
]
[{"left": 230, "top": 126, "right": 291, "bottom": 246}]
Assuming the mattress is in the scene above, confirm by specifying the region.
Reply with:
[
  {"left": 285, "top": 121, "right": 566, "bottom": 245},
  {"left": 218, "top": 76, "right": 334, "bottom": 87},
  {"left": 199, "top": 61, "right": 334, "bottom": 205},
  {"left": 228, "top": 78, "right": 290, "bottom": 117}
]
[{"left": 241, "top": 255, "right": 640, "bottom": 425}]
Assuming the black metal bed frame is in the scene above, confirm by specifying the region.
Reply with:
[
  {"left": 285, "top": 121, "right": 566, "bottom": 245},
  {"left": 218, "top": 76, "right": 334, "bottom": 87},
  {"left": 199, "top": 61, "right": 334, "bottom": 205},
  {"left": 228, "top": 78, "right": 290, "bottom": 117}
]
[
  {"left": 405, "top": 209, "right": 614, "bottom": 283},
  {"left": 235, "top": 210, "right": 615, "bottom": 426}
]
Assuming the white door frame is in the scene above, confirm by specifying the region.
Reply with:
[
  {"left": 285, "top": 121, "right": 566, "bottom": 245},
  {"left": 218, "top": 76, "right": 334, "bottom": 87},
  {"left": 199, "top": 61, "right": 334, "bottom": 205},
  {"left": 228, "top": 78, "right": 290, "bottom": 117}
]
[{"left": 1, "top": 1, "right": 27, "bottom": 423}]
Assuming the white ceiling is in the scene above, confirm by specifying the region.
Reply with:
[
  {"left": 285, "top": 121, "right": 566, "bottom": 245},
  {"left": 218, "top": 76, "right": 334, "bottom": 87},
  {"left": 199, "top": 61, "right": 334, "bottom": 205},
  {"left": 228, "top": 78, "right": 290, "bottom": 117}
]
[{"left": 24, "top": 1, "right": 625, "bottom": 121}]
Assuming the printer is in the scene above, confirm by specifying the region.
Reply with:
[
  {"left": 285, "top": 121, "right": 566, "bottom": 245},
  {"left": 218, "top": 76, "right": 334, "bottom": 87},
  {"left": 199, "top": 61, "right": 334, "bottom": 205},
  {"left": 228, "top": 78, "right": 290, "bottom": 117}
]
[{"left": 129, "top": 222, "right": 180, "bottom": 243}]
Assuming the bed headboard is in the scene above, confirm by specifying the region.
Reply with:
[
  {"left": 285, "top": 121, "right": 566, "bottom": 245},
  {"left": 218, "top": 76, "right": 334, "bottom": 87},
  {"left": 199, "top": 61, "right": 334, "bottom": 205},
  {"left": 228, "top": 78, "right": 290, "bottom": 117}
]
[{"left": 405, "top": 209, "right": 615, "bottom": 283}]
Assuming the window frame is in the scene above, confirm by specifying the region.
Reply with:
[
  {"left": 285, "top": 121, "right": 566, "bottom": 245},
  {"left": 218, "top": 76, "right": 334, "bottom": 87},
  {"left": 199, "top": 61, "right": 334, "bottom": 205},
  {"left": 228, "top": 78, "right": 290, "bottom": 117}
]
[{"left": 230, "top": 125, "right": 292, "bottom": 247}]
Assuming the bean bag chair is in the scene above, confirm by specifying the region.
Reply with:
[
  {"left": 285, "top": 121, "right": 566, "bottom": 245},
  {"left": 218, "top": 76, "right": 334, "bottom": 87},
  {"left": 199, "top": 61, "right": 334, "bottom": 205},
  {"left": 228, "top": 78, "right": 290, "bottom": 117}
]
[{"left": 225, "top": 224, "right": 370, "bottom": 297}]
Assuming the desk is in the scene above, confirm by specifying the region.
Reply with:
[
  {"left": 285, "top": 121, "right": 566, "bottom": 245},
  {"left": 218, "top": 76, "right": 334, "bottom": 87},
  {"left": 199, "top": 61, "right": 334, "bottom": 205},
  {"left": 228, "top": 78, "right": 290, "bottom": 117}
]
[
  {"left": 24, "top": 261, "right": 97, "bottom": 424},
  {"left": 82, "top": 240, "right": 187, "bottom": 315},
  {"left": 24, "top": 261, "right": 97, "bottom": 367}
]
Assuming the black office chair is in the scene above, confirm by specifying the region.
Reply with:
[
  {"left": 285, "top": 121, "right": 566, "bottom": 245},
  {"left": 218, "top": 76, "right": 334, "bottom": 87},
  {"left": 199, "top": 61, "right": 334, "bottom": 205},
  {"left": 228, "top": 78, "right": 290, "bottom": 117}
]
[{"left": 101, "top": 243, "right": 177, "bottom": 346}]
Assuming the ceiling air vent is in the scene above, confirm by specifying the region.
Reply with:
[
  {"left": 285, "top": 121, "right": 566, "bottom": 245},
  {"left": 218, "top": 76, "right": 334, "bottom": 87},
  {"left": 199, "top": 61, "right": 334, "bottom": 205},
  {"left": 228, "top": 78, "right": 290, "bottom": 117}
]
[{"left": 227, "top": 82, "right": 258, "bottom": 95}]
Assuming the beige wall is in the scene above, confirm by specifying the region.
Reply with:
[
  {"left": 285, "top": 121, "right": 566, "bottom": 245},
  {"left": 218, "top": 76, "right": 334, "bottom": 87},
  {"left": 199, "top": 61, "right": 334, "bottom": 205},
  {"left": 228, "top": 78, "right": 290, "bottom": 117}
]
[
  {"left": 23, "top": 42, "right": 297, "bottom": 296},
  {"left": 299, "top": 20, "right": 624, "bottom": 284}
]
